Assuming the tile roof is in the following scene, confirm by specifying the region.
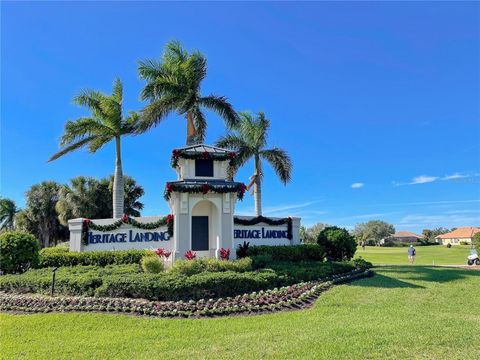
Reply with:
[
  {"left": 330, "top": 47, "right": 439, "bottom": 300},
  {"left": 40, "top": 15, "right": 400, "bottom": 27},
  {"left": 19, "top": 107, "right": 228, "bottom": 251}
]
[
  {"left": 391, "top": 231, "right": 422, "bottom": 238},
  {"left": 435, "top": 227, "right": 480, "bottom": 239}
]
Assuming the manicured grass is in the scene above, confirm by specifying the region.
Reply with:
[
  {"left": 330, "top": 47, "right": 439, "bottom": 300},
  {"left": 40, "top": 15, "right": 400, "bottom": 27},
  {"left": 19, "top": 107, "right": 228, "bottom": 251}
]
[
  {"left": 1, "top": 266, "right": 479, "bottom": 359},
  {"left": 355, "top": 245, "right": 471, "bottom": 265}
]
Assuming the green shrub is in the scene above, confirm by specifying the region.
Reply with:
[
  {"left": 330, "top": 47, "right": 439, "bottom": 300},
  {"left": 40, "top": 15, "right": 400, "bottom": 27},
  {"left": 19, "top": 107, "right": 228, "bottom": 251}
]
[
  {"left": 0, "top": 265, "right": 140, "bottom": 296},
  {"left": 474, "top": 233, "right": 480, "bottom": 252},
  {"left": 352, "top": 257, "right": 373, "bottom": 270},
  {"left": 141, "top": 256, "right": 164, "bottom": 274},
  {"left": 0, "top": 231, "right": 40, "bottom": 274},
  {"left": 170, "top": 257, "right": 252, "bottom": 276},
  {"left": 95, "top": 269, "right": 282, "bottom": 301},
  {"left": 265, "top": 261, "right": 354, "bottom": 283},
  {"left": 247, "top": 245, "right": 324, "bottom": 262},
  {"left": 317, "top": 226, "right": 357, "bottom": 261},
  {"left": 251, "top": 254, "right": 273, "bottom": 269},
  {"left": 38, "top": 248, "right": 155, "bottom": 268}
]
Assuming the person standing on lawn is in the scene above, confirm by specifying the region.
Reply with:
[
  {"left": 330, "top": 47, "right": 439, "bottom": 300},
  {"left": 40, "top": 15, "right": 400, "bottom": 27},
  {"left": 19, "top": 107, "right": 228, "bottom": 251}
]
[{"left": 408, "top": 244, "right": 416, "bottom": 264}]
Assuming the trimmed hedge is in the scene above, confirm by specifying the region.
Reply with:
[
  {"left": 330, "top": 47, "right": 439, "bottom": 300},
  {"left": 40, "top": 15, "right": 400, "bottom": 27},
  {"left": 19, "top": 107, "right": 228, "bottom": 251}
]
[
  {"left": 170, "top": 257, "right": 252, "bottom": 276},
  {"left": 0, "top": 270, "right": 373, "bottom": 318},
  {"left": 38, "top": 248, "right": 155, "bottom": 268},
  {"left": 247, "top": 245, "right": 325, "bottom": 262},
  {"left": 0, "top": 261, "right": 356, "bottom": 301}
]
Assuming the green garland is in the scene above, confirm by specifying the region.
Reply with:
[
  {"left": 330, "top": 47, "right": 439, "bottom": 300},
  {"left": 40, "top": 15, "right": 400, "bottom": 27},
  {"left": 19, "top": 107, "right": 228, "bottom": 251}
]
[
  {"left": 164, "top": 182, "right": 247, "bottom": 201},
  {"left": 82, "top": 214, "right": 174, "bottom": 246},
  {"left": 234, "top": 216, "right": 293, "bottom": 240},
  {"left": 171, "top": 149, "right": 236, "bottom": 169}
]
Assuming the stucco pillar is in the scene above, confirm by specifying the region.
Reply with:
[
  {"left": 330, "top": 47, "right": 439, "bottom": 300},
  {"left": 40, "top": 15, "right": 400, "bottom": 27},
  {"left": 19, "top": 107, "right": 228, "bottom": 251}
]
[{"left": 68, "top": 218, "right": 84, "bottom": 252}]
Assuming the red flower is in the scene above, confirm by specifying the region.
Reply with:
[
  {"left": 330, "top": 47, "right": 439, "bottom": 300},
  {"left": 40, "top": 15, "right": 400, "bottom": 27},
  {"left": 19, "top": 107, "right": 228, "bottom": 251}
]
[
  {"left": 172, "top": 149, "right": 180, "bottom": 158},
  {"left": 121, "top": 214, "right": 129, "bottom": 223},
  {"left": 166, "top": 214, "right": 174, "bottom": 223},
  {"left": 185, "top": 250, "right": 197, "bottom": 260},
  {"left": 163, "top": 251, "right": 172, "bottom": 259},
  {"left": 220, "top": 247, "right": 231, "bottom": 260},
  {"left": 155, "top": 248, "right": 165, "bottom": 257},
  {"left": 202, "top": 184, "right": 209, "bottom": 194},
  {"left": 202, "top": 151, "right": 209, "bottom": 159},
  {"left": 166, "top": 183, "right": 173, "bottom": 192},
  {"left": 83, "top": 219, "right": 91, "bottom": 224},
  {"left": 228, "top": 152, "right": 236, "bottom": 159}
]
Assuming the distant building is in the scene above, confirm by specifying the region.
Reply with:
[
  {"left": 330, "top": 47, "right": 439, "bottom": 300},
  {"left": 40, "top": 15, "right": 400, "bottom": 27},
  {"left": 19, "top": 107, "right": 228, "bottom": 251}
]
[
  {"left": 381, "top": 231, "right": 423, "bottom": 245},
  {"left": 435, "top": 227, "right": 480, "bottom": 246}
]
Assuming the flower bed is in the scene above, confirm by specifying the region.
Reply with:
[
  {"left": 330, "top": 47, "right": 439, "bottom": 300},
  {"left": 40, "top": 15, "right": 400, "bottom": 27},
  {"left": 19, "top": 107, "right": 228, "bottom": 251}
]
[{"left": 0, "top": 269, "right": 372, "bottom": 318}]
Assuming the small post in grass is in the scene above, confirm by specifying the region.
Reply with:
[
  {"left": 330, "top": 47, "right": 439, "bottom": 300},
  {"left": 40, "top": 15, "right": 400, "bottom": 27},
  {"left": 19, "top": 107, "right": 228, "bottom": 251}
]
[{"left": 51, "top": 267, "right": 58, "bottom": 296}]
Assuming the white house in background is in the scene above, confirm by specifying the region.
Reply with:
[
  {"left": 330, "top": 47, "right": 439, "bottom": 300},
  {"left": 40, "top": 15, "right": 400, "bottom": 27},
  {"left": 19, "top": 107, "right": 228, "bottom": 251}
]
[{"left": 435, "top": 227, "right": 480, "bottom": 245}]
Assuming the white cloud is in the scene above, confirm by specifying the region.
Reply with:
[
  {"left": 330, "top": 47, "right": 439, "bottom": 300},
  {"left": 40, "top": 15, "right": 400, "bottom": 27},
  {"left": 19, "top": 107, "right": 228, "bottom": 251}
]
[
  {"left": 351, "top": 182, "right": 364, "bottom": 189},
  {"left": 409, "top": 175, "right": 438, "bottom": 185},
  {"left": 442, "top": 173, "right": 468, "bottom": 181},
  {"left": 263, "top": 201, "right": 316, "bottom": 215},
  {"left": 395, "top": 172, "right": 479, "bottom": 186}
]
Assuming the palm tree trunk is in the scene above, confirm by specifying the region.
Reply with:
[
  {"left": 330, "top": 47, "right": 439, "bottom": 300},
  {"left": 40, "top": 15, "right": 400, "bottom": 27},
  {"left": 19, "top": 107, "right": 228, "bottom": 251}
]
[
  {"left": 112, "top": 137, "right": 124, "bottom": 219},
  {"left": 186, "top": 112, "right": 198, "bottom": 145},
  {"left": 254, "top": 155, "right": 262, "bottom": 216}
]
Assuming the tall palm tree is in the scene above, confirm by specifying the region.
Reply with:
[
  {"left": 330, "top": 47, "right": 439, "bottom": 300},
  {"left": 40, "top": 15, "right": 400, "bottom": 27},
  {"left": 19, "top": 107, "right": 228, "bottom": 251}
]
[
  {"left": 216, "top": 112, "right": 292, "bottom": 216},
  {"left": 138, "top": 40, "right": 239, "bottom": 144},
  {"left": 49, "top": 78, "right": 138, "bottom": 219},
  {"left": 0, "top": 197, "right": 18, "bottom": 230}
]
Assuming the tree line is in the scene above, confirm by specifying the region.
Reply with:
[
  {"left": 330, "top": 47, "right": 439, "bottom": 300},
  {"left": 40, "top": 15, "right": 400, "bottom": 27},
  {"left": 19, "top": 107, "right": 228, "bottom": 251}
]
[
  {"left": 301, "top": 220, "right": 455, "bottom": 245},
  {"left": 0, "top": 176, "right": 143, "bottom": 247}
]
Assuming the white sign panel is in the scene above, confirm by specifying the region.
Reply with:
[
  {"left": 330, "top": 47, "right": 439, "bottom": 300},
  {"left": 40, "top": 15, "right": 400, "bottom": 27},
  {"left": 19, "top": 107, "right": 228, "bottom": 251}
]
[{"left": 84, "top": 225, "right": 172, "bottom": 252}]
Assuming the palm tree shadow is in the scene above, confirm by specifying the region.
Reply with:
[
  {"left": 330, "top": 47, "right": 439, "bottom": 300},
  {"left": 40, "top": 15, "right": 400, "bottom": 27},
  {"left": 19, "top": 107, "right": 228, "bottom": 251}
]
[
  {"left": 353, "top": 271, "right": 425, "bottom": 289},
  {"left": 374, "top": 266, "right": 479, "bottom": 284}
]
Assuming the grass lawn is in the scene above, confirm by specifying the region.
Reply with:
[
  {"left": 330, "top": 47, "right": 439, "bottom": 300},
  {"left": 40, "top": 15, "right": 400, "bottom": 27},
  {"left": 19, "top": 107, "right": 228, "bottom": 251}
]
[
  {"left": 1, "top": 266, "right": 479, "bottom": 359},
  {"left": 355, "top": 245, "right": 472, "bottom": 265}
]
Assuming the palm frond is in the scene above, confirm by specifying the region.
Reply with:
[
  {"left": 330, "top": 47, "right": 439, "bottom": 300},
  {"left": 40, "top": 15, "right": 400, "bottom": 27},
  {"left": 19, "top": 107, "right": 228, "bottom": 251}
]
[
  {"left": 215, "top": 134, "right": 247, "bottom": 150},
  {"left": 137, "top": 96, "right": 177, "bottom": 133},
  {"left": 260, "top": 148, "right": 292, "bottom": 184},
  {"left": 60, "top": 117, "right": 112, "bottom": 146},
  {"left": 88, "top": 135, "right": 112, "bottom": 153},
  {"left": 73, "top": 90, "right": 108, "bottom": 119},
  {"left": 163, "top": 40, "right": 188, "bottom": 63},
  {"left": 112, "top": 77, "right": 123, "bottom": 103},
  {"left": 48, "top": 135, "right": 98, "bottom": 162},
  {"left": 199, "top": 95, "right": 239, "bottom": 128}
]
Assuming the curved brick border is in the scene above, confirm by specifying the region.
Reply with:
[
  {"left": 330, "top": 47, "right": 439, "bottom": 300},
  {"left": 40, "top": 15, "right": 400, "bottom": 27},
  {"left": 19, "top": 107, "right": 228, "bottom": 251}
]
[{"left": 0, "top": 269, "right": 373, "bottom": 318}]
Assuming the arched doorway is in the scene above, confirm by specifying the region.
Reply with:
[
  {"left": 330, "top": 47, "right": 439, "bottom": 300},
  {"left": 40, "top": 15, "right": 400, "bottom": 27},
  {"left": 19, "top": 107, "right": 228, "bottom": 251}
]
[{"left": 191, "top": 200, "right": 219, "bottom": 257}]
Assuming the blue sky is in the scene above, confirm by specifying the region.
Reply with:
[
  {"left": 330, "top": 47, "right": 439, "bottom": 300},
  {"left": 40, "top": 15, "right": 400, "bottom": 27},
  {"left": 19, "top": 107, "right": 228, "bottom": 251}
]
[{"left": 2, "top": 1, "right": 479, "bottom": 233}]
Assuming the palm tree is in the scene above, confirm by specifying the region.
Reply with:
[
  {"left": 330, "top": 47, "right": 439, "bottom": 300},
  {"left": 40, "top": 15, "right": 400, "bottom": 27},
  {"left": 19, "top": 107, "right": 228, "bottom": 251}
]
[
  {"left": 138, "top": 40, "right": 239, "bottom": 144},
  {"left": 49, "top": 78, "right": 138, "bottom": 219},
  {"left": 216, "top": 112, "right": 292, "bottom": 216},
  {"left": 0, "top": 197, "right": 18, "bottom": 230}
]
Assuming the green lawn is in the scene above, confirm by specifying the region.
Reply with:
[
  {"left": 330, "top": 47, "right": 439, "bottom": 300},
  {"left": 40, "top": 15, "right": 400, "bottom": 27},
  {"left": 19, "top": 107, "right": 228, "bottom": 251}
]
[
  {"left": 355, "top": 245, "right": 471, "bottom": 265},
  {"left": 1, "top": 266, "right": 479, "bottom": 359}
]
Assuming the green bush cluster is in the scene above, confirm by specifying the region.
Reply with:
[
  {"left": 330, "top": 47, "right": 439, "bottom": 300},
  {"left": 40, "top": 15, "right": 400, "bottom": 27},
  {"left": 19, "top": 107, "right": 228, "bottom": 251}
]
[
  {"left": 352, "top": 257, "right": 373, "bottom": 271},
  {"left": 0, "top": 231, "right": 40, "bottom": 274},
  {"left": 0, "top": 260, "right": 356, "bottom": 301},
  {"left": 317, "top": 226, "right": 357, "bottom": 261},
  {"left": 247, "top": 244, "right": 325, "bottom": 262},
  {"left": 0, "top": 265, "right": 141, "bottom": 296},
  {"left": 38, "top": 247, "right": 155, "bottom": 268},
  {"left": 170, "top": 257, "right": 253, "bottom": 276},
  {"left": 141, "top": 256, "right": 164, "bottom": 274}
]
